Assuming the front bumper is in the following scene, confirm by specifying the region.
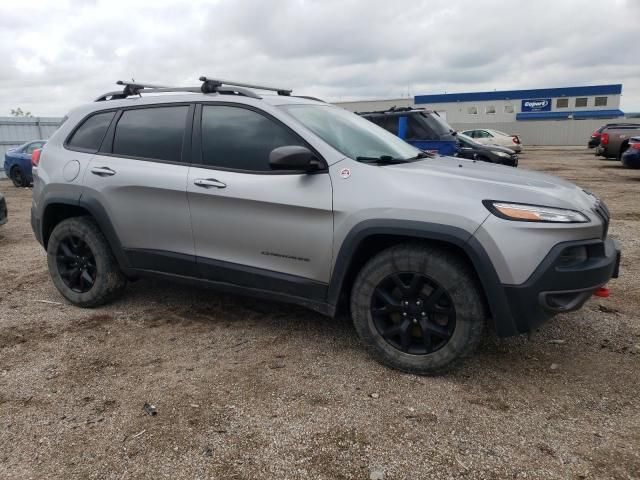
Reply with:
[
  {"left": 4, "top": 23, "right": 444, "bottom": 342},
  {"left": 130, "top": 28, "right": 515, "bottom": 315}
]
[
  {"left": 0, "top": 196, "right": 7, "bottom": 225},
  {"left": 500, "top": 237, "right": 620, "bottom": 335}
]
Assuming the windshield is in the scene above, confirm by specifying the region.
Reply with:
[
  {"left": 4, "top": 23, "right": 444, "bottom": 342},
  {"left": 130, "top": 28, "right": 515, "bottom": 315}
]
[
  {"left": 420, "top": 112, "right": 454, "bottom": 135},
  {"left": 280, "top": 104, "right": 421, "bottom": 161}
]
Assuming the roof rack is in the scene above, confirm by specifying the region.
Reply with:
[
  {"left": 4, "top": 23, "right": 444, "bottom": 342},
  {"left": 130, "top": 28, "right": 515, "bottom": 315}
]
[
  {"left": 293, "top": 95, "right": 326, "bottom": 103},
  {"left": 95, "top": 76, "right": 293, "bottom": 102},
  {"left": 199, "top": 76, "right": 292, "bottom": 96}
]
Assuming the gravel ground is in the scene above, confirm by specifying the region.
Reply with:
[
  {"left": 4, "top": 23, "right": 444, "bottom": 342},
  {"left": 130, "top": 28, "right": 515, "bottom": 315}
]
[{"left": 0, "top": 147, "right": 639, "bottom": 480}]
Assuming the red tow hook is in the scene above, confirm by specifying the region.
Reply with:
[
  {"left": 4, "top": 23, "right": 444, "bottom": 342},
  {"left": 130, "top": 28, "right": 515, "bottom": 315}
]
[{"left": 594, "top": 287, "right": 610, "bottom": 298}]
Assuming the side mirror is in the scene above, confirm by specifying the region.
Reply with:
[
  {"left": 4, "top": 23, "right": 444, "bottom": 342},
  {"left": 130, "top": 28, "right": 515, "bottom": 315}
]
[{"left": 269, "top": 146, "right": 322, "bottom": 172}]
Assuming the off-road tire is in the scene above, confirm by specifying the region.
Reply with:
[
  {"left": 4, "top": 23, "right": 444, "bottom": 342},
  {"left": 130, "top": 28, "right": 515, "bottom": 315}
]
[
  {"left": 47, "top": 216, "right": 127, "bottom": 307},
  {"left": 350, "top": 243, "right": 485, "bottom": 375}
]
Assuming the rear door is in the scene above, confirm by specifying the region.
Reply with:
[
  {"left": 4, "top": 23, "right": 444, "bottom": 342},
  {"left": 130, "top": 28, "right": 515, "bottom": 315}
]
[
  {"left": 83, "top": 104, "right": 196, "bottom": 276},
  {"left": 187, "top": 103, "right": 333, "bottom": 297}
]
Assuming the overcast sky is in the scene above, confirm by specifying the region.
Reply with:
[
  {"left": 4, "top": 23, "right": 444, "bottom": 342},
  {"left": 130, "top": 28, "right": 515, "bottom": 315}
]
[{"left": 1, "top": 0, "right": 639, "bottom": 117}]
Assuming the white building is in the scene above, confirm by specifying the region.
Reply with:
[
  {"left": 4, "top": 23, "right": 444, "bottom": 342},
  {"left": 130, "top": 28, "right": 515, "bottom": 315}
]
[{"left": 336, "top": 84, "right": 628, "bottom": 146}]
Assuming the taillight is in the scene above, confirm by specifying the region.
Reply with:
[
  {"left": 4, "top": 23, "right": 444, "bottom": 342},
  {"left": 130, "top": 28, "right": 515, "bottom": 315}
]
[
  {"left": 591, "top": 131, "right": 601, "bottom": 138},
  {"left": 512, "top": 136, "right": 520, "bottom": 144},
  {"left": 601, "top": 133, "right": 609, "bottom": 146},
  {"left": 630, "top": 142, "right": 640, "bottom": 150},
  {"left": 31, "top": 148, "right": 42, "bottom": 167}
]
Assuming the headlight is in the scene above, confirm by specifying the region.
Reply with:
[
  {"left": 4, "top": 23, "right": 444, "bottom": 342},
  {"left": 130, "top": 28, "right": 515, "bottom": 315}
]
[
  {"left": 483, "top": 201, "right": 590, "bottom": 223},
  {"left": 492, "top": 151, "right": 511, "bottom": 158}
]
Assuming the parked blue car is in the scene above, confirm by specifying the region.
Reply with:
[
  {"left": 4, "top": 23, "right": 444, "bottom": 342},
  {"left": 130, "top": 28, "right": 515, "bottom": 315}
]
[
  {"left": 621, "top": 136, "right": 640, "bottom": 168},
  {"left": 4, "top": 140, "right": 45, "bottom": 187},
  {"left": 358, "top": 107, "right": 458, "bottom": 156}
]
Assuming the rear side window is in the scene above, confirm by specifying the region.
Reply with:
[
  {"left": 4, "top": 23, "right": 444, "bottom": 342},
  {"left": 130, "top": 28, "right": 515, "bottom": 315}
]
[
  {"left": 113, "top": 106, "right": 188, "bottom": 162},
  {"left": 67, "top": 111, "right": 115, "bottom": 152},
  {"left": 200, "top": 105, "right": 305, "bottom": 171},
  {"left": 406, "top": 116, "right": 433, "bottom": 140},
  {"left": 383, "top": 116, "right": 398, "bottom": 135}
]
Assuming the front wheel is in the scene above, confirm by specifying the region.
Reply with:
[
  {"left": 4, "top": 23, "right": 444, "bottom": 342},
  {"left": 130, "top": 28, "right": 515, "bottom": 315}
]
[
  {"left": 47, "top": 217, "right": 127, "bottom": 307},
  {"left": 350, "top": 243, "right": 485, "bottom": 375}
]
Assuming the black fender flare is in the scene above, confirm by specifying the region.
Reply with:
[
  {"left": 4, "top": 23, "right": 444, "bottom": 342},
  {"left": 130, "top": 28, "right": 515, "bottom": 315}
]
[
  {"left": 39, "top": 191, "right": 131, "bottom": 271},
  {"left": 327, "top": 219, "right": 517, "bottom": 336}
]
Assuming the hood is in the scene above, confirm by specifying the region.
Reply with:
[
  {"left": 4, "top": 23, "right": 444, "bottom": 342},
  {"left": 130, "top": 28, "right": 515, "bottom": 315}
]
[{"left": 383, "top": 156, "right": 596, "bottom": 212}]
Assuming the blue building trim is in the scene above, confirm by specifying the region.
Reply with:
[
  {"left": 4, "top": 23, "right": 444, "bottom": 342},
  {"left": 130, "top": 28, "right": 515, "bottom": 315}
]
[
  {"left": 572, "top": 109, "right": 625, "bottom": 119},
  {"left": 415, "top": 84, "right": 622, "bottom": 104},
  {"left": 516, "top": 109, "right": 624, "bottom": 121}
]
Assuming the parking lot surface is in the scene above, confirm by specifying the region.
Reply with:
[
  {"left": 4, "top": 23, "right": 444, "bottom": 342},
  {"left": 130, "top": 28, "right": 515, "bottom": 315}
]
[{"left": 1, "top": 147, "right": 639, "bottom": 479}]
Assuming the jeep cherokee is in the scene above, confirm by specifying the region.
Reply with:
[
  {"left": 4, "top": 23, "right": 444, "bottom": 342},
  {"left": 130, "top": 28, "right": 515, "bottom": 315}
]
[{"left": 31, "top": 78, "right": 621, "bottom": 374}]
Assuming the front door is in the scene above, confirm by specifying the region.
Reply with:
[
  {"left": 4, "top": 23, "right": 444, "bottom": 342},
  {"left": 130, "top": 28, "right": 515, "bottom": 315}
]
[{"left": 187, "top": 104, "right": 333, "bottom": 298}]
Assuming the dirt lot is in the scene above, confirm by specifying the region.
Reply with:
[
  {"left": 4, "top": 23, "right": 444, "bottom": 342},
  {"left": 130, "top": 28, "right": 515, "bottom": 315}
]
[{"left": 0, "top": 147, "right": 639, "bottom": 480}]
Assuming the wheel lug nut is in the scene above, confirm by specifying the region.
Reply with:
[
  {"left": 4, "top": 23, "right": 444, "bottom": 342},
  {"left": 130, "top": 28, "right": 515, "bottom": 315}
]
[
  {"left": 421, "top": 312, "right": 426, "bottom": 316},
  {"left": 403, "top": 312, "right": 407, "bottom": 317}
]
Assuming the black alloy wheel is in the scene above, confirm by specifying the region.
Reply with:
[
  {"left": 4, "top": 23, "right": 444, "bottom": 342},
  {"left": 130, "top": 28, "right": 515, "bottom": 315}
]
[
  {"left": 56, "top": 235, "right": 97, "bottom": 293},
  {"left": 371, "top": 272, "right": 456, "bottom": 355}
]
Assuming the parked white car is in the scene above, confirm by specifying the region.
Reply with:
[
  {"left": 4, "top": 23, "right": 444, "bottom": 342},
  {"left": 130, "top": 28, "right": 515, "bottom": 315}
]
[{"left": 461, "top": 129, "right": 523, "bottom": 153}]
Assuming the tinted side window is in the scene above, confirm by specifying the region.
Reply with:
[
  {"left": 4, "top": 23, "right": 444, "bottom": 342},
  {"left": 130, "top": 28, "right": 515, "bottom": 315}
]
[
  {"left": 406, "top": 116, "right": 434, "bottom": 140},
  {"left": 68, "top": 111, "right": 115, "bottom": 152},
  {"left": 383, "top": 116, "right": 398, "bottom": 135},
  {"left": 113, "top": 106, "right": 188, "bottom": 162},
  {"left": 201, "top": 105, "right": 304, "bottom": 171}
]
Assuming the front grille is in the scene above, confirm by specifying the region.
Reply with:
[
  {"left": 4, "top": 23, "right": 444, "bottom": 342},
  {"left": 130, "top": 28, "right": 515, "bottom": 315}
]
[{"left": 594, "top": 199, "right": 610, "bottom": 239}]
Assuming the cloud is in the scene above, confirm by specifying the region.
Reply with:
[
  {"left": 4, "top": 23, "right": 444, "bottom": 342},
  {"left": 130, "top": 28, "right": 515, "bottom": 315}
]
[{"left": 0, "top": 0, "right": 638, "bottom": 116}]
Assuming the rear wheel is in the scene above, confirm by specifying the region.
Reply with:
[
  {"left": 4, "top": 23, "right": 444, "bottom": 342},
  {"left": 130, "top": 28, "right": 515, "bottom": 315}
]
[
  {"left": 47, "top": 217, "right": 126, "bottom": 307},
  {"left": 350, "top": 243, "right": 485, "bottom": 375},
  {"left": 10, "top": 166, "right": 27, "bottom": 187}
]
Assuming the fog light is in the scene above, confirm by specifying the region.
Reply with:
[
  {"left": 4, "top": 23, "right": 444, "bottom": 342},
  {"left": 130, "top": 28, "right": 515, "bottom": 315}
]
[{"left": 558, "top": 246, "right": 588, "bottom": 268}]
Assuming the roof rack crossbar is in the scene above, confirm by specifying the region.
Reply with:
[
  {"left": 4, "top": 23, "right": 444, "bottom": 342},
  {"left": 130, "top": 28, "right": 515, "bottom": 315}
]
[
  {"left": 116, "top": 80, "right": 169, "bottom": 97},
  {"left": 199, "top": 76, "right": 292, "bottom": 96}
]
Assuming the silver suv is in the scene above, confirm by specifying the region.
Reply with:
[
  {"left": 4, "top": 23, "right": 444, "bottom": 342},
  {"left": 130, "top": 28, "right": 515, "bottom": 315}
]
[{"left": 31, "top": 78, "right": 621, "bottom": 374}]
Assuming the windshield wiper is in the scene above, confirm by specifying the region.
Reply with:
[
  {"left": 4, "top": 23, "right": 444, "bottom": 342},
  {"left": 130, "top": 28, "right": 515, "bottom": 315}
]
[
  {"left": 404, "top": 151, "right": 433, "bottom": 161},
  {"left": 356, "top": 151, "right": 433, "bottom": 165},
  {"left": 355, "top": 155, "right": 408, "bottom": 165}
]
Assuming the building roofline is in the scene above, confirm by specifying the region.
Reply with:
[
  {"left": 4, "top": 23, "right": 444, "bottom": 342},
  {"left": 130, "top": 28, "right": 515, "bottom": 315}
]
[{"left": 415, "top": 84, "right": 623, "bottom": 104}]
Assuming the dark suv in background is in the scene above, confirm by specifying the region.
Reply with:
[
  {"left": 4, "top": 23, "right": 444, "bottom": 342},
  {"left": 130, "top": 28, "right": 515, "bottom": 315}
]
[
  {"left": 595, "top": 123, "right": 640, "bottom": 160},
  {"left": 358, "top": 107, "right": 458, "bottom": 156},
  {"left": 588, "top": 123, "right": 638, "bottom": 149}
]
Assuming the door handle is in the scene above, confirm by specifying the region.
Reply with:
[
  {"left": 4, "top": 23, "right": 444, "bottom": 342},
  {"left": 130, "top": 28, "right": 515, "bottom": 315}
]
[
  {"left": 91, "top": 166, "right": 116, "bottom": 177},
  {"left": 194, "top": 178, "right": 226, "bottom": 189}
]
